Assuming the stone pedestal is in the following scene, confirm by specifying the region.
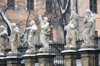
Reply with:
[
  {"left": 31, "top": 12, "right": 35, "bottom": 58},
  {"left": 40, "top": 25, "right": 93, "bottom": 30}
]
[
  {"left": 79, "top": 49, "right": 99, "bottom": 66},
  {"left": 22, "top": 54, "right": 37, "bottom": 66},
  {"left": 6, "top": 56, "right": 21, "bottom": 66},
  {"left": 0, "top": 57, "right": 6, "bottom": 66},
  {"left": 0, "top": 53, "right": 6, "bottom": 66},
  {"left": 61, "top": 50, "right": 78, "bottom": 66},
  {"left": 37, "top": 53, "right": 55, "bottom": 66}
]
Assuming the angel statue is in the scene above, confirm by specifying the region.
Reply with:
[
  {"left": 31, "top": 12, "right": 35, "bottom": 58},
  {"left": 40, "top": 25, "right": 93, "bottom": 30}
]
[
  {"left": 39, "top": 15, "right": 50, "bottom": 52},
  {"left": 25, "top": 20, "right": 38, "bottom": 54},
  {"left": 0, "top": 25, "right": 8, "bottom": 55},
  {"left": 8, "top": 23, "right": 20, "bottom": 55},
  {"left": 81, "top": 9, "right": 96, "bottom": 48},
  {"left": 64, "top": 11, "right": 78, "bottom": 50}
]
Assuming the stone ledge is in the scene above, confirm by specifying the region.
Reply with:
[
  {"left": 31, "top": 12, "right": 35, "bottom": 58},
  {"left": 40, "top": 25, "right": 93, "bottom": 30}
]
[
  {"left": 61, "top": 50, "right": 77, "bottom": 53},
  {"left": 22, "top": 54, "right": 36, "bottom": 57}
]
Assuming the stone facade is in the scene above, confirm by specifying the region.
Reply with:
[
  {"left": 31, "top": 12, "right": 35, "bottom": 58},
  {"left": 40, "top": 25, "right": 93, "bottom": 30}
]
[
  {"left": 0, "top": 0, "right": 46, "bottom": 34},
  {"left": 0, "top": 0, "right": 100, "bottom": 43},
  {"left": 0, "top": 0, "right": 65, "bottom": 43},
  {"left": 78, "top": 0, "right": 100, "bottom": 37}
]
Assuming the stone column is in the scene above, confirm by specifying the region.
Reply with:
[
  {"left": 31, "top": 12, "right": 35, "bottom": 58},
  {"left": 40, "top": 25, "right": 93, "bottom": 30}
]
[
  {"left": 0, "top": 56, "right": 6, "bottom": 66},
  {"left": 22, "top": 54, "right": 37, "bottom": 66},
  {"left": 79, "top": 49, "right": 99, "bottom": 66},
  {"left": 6, "top": 56, "right": 22, "bottom": 66},
  {"left": 61, "top": 50, "right": 78, "bottom": 66},
  {"left": 0, "top": 53, "right": 6, "bottom": 66},
  {"left": 37, "top": 53, "right": 55, "bottom": 66}
]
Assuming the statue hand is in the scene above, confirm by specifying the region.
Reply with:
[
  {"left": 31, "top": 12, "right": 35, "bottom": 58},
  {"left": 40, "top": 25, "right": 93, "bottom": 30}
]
[{"left": 39, "top": 15, "right": 42, "bottom": 21}]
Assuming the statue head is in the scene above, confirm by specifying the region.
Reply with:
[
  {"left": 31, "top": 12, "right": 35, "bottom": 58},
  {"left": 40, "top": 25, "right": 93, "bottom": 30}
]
[
  {"left": 44, "top": 17, "right": 48, "bottom": 23},
  {"left": 86, "top": 9, "right": 93, "bottom": 17},
  {"left": 30, "top": 20, "right": 35, "bottom": 26},
  {"left": 70, "top": 11, "right": 78, "bottom": 20},
  {"left": 86, "top": 9, "right": 95, "bottom": 22},
  {"left": 0, "top": 25, "right": 5, "bottom": 31},
  {"left": 11, "top": 23, "right": 16, "bottom": 29}
]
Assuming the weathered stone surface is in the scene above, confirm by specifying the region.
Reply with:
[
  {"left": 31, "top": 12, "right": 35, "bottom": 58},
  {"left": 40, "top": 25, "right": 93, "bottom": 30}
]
[
  {"left": 0, "top": 57, "right": 6, "bottom": 66},
  {"left": 6, "top": 56, "right": 22, "bottom": 66},
  {"left": 64, "top": 11, "right": 78, "bottom": 50},
  {"left": 39, "top": 15, "right": 51, "bottom": 52},
  {"left": 82, "top": 10, "right": 96, "bottom": 48},
  {"left": 22, "top": 54, "right": 37, "bottom": 66},
  {"left": 61, "top": 50, "right": 78, "bottom": 66},
  {"left": 79, "top": 49, "right": 99, "bottom": 66},
  {"left": 37, "top": 53, "right": 55, "bottom": 66}
]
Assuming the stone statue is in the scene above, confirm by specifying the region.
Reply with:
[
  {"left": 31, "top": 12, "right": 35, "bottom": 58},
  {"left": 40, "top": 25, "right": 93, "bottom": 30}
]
[
  {"left": 8, "top": 23, "right": 20, "bottom": 55},
  {"left": 39, "top": 15, "right": 50, "bottom": 52},
  {"left": 25, "top": 20, "right": 38, "bottom": 54},
  {"left": 0, "top": 25, "right": 8, "bottom": 54},
  {"left": 64, "top": 11, "right": 78, "bottom": 50},
  {"left": 81, "top": 9, "right": 96, "bottom": 48}
]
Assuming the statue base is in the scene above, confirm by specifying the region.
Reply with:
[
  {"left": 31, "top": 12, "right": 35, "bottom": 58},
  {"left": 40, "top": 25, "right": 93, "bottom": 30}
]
[
  {"left": 81, "top": 43, "right": 98, "bottom": 49},
  {"left": 7, "top": 51, "right": 21, "bottom": 56},
  {"left": 22, "top": 54, "right": 37, "bottom": 66},
  {"left": 65, "top": 45, "right": 77, "bottom": 50},
  {"left": 37, "top": 53, "right": 55, "bottom": 66},
  {"left": 0, "top": 53, "right": 6, "bottom": 66},
  {"left": 39, "top": 46, "right": 54, "bottom": 53},
  {"left": 78, "top": 49, "right": 99, "bottom": 66},
  {"left": 0, "top": 53, "right": 5, "bottom": 57},
  {"left": 6, "top": 56, "right": 22, "bottom": 66},
  {"left": 39, "top": 49, "right": 53, "bottom": 53},
  {"left": 61, "top": 50, "right": 78, "bottom": 66},
  {"left": 25, "top": 49, "right": 36, "bottom": 54}
]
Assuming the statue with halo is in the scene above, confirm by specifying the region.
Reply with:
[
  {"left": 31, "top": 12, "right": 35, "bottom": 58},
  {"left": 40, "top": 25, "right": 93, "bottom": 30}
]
[{"left": 64, "top": 11, "right": 78, "bottom": 50}]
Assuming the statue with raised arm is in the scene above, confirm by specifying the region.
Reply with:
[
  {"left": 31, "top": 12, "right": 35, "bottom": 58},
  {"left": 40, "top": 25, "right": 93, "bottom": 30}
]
[
  {"left": 8, "top": 23, "right": 20, "bottom": 55},
  {"left": 39, "top": 15, "right": 50, "bottom": 52},
  {"left": 25, "top": 20, "right": 38, "bottom": 54},
  {"left": 64, "top": 11, "right": 78, "bottom": 50},
  {"left": 0, "top": 25, "right": 8, "bottom": 55},
  {"left": 81, "top": 9, "right": 96, "bottom": 48}
]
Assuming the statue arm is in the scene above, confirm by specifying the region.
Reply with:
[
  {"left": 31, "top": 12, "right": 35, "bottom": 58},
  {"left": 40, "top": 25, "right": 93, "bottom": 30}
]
[
  {"left": 39, "top": 15, "right": 43, "bottom": 26},
  {"left": 69, "top": 22, "right": 77, "bottom": 30},
  {"left": 70, "top": 25, "right": 76, "bottom": 30},
  {"left": 41, "top": 22, "right": 49, "bottom": 30},
  {"left": 64, "top": 26, "right": 67, "bottom": 31},
  {"left": 86, "top": 21, "right": 93, "bottom": 28},
  {"left": 13, "top": 27, "right": 19, "bottom": 34},
  {"left": 0, "top": 30, "right": 8, "bottom": 37},
  {"left": 31, "top": 25, "right": 37, "bottom": 31},
  {"left": 83, "top": 17, "right": 87, "bottom": 24},
  {"left": 74, "top": 21, "right": 78, "bottom": 28}
]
